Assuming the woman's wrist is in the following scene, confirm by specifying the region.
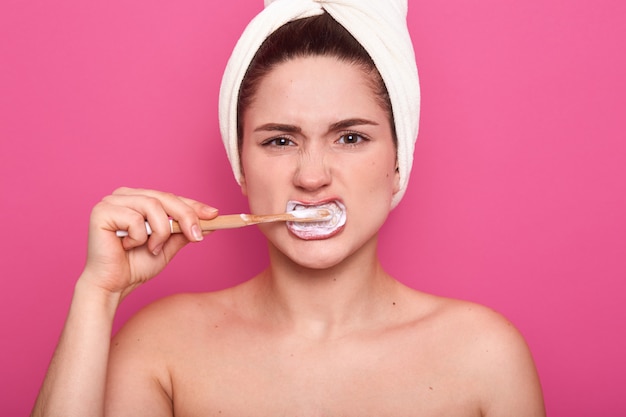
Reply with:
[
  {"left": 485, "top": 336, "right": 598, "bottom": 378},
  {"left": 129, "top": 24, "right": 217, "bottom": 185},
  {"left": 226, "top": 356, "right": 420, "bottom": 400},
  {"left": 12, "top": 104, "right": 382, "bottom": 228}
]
[{"left": 73, "top": 275, "right": 124, "bottom": 321}]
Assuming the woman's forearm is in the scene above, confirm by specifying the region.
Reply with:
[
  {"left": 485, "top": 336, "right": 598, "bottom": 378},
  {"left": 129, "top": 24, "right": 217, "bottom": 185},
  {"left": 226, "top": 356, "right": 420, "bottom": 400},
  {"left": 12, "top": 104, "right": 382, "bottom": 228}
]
[
  {"left": 31, "top": 278, "right": 121, "bottom": 417},
  {"left": 31, "top": 188, "right": 213, "bottom": 416}
]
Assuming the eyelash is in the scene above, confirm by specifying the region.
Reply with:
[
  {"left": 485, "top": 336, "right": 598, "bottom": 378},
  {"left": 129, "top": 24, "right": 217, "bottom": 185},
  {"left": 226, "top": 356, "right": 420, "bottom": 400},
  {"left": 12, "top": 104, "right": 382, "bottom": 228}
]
[
  {"left": 261, "top": 136, "right": 295, "bottom": 147},
  {"left": 336, "top": 131, "right": 369, "bottom": 146},
  {"left": 260, "top": 131, "right": 371, "bottom": 148}
]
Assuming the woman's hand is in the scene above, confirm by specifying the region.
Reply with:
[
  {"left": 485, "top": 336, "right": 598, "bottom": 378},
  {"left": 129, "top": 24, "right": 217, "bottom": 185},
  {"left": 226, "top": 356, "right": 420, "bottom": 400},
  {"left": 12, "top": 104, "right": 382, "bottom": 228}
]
[{"left": 80, "top": 187, "right": 218, "bottom": 301}]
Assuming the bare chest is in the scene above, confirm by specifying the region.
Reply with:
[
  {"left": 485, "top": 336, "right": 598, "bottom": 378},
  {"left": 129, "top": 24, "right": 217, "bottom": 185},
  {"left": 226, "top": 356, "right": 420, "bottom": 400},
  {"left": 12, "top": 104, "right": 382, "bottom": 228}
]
[{"left": 167, "top": 329, "right": 481, "bottom": 417}]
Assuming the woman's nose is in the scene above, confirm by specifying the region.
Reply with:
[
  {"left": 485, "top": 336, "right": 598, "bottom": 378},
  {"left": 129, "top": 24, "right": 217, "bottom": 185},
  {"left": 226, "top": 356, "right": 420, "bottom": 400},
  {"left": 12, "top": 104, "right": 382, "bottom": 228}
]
[{"left": 293, "top": 149, "right": 331, "bottom": 191}]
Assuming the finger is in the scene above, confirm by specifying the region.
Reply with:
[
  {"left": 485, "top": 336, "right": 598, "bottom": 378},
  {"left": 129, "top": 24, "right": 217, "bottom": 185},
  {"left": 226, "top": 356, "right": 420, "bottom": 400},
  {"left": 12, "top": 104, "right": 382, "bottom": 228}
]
[
  {"left": 158, "top": 233, "right": 192, "bottom": 264},
  {"left": 176, "top": 196, "right": 219, "bottom": 239},
  {"left": 177, "top": 195, "right": 219, "bottom": 219},
  {"left": 102, "top": 194, "right": 173, "bottom": 254},
  {"left": 120, "top": 211, "right": 151, "bottom": 251},
  {"left": 112, "top": 188, "right": 211, "bottom": 243}
]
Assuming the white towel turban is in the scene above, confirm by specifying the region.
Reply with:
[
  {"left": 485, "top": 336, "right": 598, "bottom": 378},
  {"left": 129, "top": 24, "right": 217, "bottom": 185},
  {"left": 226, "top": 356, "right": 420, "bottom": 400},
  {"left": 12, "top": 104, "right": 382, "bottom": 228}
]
[{"left": 219, "top": 0, "right": 420, "bottom": 208}]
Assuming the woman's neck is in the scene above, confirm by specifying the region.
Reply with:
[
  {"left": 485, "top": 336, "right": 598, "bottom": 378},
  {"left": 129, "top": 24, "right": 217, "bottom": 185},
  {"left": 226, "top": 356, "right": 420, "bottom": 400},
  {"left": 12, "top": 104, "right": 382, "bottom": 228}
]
[{"left": 249, "top": 236, "right": 400, "bottom": 340}]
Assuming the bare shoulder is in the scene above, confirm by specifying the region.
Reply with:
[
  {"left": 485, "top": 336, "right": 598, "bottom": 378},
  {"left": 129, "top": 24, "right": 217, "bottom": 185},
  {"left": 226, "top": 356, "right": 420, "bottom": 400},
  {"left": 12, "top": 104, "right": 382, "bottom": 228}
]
[
  {"left": 406, "top": 292, "right": 545, "bottom": 416},
  {"left": 111, "top": 289, "right": 236, "bottom": 350},
  {"left": 105, "top": 290, "right": 236, "bottom": 416},
  {"left": 108, "top": 288, "right": 233, "bottom": 346},
  {"left": 428, "top": 295, "right": 526, "bottom": 347},
  {"left": 400, "top": 290, "right": 525, "bottom": 344}
]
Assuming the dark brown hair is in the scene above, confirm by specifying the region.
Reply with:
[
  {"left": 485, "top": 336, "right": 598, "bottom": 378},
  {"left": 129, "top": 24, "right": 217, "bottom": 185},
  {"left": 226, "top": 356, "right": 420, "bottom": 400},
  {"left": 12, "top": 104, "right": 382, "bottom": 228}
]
[{"left": 236, "top": 12, "right": 395, "bottom": 147}]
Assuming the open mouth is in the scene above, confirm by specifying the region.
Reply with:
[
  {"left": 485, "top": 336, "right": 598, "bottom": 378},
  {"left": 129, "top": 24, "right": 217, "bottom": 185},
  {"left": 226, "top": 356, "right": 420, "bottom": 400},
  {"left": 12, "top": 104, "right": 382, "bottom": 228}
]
[{"left": 286, "top": 200, "right": 346, "bottom": 240}]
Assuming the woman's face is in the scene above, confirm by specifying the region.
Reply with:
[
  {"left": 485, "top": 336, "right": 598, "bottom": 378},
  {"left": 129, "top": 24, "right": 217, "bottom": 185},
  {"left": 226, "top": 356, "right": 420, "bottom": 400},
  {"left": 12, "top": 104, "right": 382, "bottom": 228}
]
[{"left": 240, "top": 55, "right": 399, "bottom": 269}]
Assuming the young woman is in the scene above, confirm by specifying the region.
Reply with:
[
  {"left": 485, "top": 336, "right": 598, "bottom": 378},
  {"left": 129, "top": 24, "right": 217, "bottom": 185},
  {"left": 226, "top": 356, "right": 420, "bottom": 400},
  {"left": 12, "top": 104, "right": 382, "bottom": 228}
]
[{"left": 31, "top": 2, "right": 545, "bottom": 416}]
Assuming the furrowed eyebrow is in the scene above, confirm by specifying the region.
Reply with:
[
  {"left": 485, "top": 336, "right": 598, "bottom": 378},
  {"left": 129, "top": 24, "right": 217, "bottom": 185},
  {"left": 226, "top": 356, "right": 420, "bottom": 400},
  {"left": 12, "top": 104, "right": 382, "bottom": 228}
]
[
  {"left": 254, "top": 123, "right": 302, "bottom": 134},
  {"left": 327, "top": 118, "right": 379, "bottom": 132},
  {"left": 253, "top": 118, "right": 378, "bottom": 134}
]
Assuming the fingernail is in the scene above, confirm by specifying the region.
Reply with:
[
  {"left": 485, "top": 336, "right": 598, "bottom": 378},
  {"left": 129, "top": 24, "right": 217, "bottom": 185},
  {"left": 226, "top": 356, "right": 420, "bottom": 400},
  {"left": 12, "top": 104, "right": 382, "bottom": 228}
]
[
  {"left": 202, "top": 206, "right": 218, "bottom": 216},
  {"left": 152, "top": 243, "right": 164, "bottom": 256},
  {"left": 191, "top": 224, "right": 203, "bottom": 241}
]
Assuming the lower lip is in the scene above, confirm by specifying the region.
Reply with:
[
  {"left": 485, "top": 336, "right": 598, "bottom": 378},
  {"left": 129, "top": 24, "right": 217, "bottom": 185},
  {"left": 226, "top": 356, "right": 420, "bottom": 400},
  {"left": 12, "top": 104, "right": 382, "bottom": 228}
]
[
  {"left": 286, "top": 201, "right": 346, "bottom": 240},
  {"left": 287, "top": 224, "right": 345, "bottom": 240}
]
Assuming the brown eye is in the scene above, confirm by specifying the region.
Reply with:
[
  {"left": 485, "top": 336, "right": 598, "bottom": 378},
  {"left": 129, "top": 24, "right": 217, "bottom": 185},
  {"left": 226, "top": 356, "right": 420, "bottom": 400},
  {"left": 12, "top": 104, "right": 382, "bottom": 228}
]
[
  {"left": 338, "top": 133, "right": 366, "bottom": 145},
  {"left": 263, "top": 137, "right": 294, "bottom": 147}
]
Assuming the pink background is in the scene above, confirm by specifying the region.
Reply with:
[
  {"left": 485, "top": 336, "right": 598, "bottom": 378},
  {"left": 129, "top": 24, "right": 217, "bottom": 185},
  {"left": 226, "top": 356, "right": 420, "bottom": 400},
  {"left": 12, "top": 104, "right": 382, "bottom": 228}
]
[{"left": 1, "top": 0, "right": 624, "bottom": 415}]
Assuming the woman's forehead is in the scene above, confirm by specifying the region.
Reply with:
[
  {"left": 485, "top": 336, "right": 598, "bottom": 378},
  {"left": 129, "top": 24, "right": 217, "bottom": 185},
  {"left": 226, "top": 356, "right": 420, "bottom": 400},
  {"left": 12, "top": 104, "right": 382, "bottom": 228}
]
[{"left": 247, "top": 56, "right": 389, "bottom": 119}]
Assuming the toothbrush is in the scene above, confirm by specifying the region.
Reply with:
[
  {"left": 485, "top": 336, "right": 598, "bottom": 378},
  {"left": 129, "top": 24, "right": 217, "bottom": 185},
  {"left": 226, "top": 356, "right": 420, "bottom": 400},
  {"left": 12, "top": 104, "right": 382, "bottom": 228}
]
[{"left": 115, "top": 208, "right": 332, "bottom": 237}]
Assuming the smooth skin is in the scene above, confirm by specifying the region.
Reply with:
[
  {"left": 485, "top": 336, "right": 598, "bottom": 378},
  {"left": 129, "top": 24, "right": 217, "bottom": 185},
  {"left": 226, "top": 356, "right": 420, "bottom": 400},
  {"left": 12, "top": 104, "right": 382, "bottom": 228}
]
[{"left": 32, "top": 56, "right": 545, "bottom": 417}]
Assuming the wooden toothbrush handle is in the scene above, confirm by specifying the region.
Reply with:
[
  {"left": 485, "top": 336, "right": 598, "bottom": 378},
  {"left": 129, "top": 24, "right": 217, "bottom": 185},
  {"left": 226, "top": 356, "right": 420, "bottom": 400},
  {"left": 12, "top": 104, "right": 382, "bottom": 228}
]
[{"left": 170, "top": 214, "right": 249, "bottom": 233}]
